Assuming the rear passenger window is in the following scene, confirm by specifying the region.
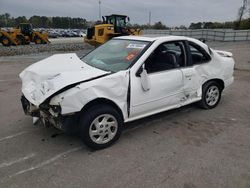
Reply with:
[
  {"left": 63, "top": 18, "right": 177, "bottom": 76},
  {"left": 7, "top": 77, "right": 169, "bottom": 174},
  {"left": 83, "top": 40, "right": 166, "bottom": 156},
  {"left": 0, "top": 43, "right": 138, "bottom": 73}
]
[{"left": 188, "top": 43, "right": 211, "bottom": 64}]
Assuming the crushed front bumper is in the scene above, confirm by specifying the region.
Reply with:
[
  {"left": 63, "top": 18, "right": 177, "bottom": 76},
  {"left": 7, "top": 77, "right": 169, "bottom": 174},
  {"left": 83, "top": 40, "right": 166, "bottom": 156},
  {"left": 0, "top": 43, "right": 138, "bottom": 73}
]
[
  {"left": 21, "top": 95, "right": 78, "bottom": 132},
  {"left": 21, "top": 95, "right": 40, "bottom": 117}
]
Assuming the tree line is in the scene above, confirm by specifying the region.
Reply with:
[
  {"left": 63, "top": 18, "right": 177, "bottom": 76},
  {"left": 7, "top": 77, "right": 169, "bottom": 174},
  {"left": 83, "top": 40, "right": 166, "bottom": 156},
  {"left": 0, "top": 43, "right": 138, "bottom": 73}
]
[
  {"left": 1, "top": 13, "right": 250, "bottom": 30},
  {"left": 189, "top": 19, "right": 250, "bottom": 30},
  {"left": 0, "top": 13, "right": 88, "bottom": 29}
]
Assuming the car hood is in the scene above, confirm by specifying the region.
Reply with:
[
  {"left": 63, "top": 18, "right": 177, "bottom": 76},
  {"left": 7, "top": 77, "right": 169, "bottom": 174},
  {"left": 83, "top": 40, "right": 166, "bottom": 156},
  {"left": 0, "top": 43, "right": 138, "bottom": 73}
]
[{"left": 19, "top": 53, "right": 109, "bottom": 106}]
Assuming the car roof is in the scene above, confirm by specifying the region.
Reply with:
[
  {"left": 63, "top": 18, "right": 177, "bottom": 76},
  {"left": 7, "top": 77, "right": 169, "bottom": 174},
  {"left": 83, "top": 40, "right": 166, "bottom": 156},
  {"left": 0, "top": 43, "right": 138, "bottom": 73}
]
[{"left": 115, "top": 35, "right": 210, "bottom": 54}]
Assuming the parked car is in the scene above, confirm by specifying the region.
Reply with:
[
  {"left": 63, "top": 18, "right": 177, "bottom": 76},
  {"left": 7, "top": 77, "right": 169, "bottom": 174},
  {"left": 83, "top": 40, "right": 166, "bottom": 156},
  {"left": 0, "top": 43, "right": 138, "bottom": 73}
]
[
  {"left": 48, "top": 31, "right": 59, "bottom": 38},
  {"left": 20, "top": 36, "right": 234, "bottom": 149},
  {"left": 77, "top": 31, "right": 86, "bottom": 37}
]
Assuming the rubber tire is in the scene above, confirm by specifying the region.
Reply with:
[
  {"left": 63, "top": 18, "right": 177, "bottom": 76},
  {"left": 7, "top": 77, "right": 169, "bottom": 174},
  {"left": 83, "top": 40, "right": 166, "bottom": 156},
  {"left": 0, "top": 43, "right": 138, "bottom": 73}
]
[
  {"left": 199, "top": 81, "right": 222, "bottom": 109},
  {"left": 25, "top": 40, "right": 30, "bottom": 45},
  {"left": 16, "top": 35, "right": 25, "bottom": 45},
  {"left": 80, "top": 105, "right": 123, "bottom": 150},
  {"left": 34, "top": 36, "right": 42, "bottom": 44},
  {"left": 1, "top": 36, "right": 11, "bottom": 46}
]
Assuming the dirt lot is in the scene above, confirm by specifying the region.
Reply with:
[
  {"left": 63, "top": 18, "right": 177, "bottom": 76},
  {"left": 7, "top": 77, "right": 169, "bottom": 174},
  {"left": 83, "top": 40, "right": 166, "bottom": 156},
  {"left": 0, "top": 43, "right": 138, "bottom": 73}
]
[{"left": 0, "top": 41, "right": 250, "bottom": 188}]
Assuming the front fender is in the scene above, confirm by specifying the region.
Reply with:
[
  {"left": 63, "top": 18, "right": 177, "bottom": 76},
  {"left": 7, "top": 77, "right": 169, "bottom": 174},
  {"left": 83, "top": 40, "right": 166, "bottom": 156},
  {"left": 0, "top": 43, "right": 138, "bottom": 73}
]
[{"left": 50, "top": 71, "right": 130, "bottom": 119}]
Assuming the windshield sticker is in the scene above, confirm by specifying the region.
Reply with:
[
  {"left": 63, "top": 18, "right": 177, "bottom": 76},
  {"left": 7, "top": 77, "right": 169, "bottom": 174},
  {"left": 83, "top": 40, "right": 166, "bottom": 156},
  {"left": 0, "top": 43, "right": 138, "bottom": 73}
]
[
  {"left": 126, "top": 54, "right": 135, "bottom": 61},
  {"left": 127, "top": 44, "right": 146, "bottom": 49}
]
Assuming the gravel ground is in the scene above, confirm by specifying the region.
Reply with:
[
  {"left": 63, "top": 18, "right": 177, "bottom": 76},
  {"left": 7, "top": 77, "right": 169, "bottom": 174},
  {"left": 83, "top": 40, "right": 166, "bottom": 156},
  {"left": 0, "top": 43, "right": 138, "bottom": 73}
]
[
  {"left": 0, "top": 37, "right": 92, "bottom": 56},
  {"left": 0, "top": 41, "right": 249, "bottom": 188}
]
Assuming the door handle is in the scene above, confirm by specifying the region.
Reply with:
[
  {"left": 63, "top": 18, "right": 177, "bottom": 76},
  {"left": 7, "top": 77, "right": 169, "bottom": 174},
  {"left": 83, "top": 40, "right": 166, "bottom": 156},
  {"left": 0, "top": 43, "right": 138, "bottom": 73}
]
[{"left": 185, "top": 75, "right": 192, "bottom": 80}]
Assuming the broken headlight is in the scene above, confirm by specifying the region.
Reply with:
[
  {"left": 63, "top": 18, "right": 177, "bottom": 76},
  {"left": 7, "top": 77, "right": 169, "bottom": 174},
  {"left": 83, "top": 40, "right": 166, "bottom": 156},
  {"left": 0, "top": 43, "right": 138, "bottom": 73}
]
[
  {"left": 50, "top": 105, "right": 61, "bottom": 114},
  {"left": 49, "top": 105, "right": 62, "bottom": 117}
]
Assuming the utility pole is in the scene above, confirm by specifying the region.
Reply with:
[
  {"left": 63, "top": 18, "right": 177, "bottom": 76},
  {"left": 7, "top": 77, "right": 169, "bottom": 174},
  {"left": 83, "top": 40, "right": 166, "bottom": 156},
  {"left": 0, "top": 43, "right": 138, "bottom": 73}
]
[
  {"left": 99, "top": 0, "right": 101, "bottom": 20},
  {"left": 236, "top": 0, "right": 248, "bottom": 29},
  {"left": 248, "top": 0, "right": 250, "bottom": 17},
  {"left": 149, "top": 11, "right": 151, "bottom": 25}
]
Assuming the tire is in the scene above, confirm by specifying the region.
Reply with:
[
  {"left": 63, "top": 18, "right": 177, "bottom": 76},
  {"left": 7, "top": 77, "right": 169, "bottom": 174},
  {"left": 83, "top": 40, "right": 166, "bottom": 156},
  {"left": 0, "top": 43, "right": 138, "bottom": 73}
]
[
  {"left": 34, "top": 36, "right": 42, "bottom": 44},
  {"left": 1, "top": 36, "right": 11, "bottom": 46},
  {"left": 80, "top": 105, "right": 123, "bottom": 150},
  {"left": 199, "top": 81, "right": 222, "bottom": 109},
  {"left": 25, "top": 40, "right": 30, "bottom": 45},
  {"left": 16, "top": 35, "right": 25, "bottom": 45}
]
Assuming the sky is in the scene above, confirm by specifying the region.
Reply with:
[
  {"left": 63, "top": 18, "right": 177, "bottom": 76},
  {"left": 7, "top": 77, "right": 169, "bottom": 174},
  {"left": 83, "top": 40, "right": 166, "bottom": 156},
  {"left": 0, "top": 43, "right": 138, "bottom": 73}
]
[{"left": 0, "top": 0, "right": 244, "bottom": 26}]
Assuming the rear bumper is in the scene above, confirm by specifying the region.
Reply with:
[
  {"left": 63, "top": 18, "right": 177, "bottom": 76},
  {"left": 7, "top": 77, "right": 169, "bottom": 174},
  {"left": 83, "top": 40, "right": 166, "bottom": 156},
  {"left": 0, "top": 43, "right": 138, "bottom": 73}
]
[{"left": 224, "top": 76, "right": 234, "bottom": 88}]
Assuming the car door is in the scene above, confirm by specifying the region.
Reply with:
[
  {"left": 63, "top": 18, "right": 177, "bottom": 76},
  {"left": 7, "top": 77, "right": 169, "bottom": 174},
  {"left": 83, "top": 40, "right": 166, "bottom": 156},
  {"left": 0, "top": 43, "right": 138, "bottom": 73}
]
[
  {"left": 129, "top": 41, "right": 186, "bottom": 119},
  {"left": 181, "top": 41, "right": 212, "bottom": 101}
]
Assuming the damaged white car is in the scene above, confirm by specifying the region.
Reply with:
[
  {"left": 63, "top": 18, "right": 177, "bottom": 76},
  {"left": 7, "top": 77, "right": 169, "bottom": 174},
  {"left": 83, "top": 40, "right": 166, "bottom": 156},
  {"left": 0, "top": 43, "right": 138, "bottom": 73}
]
[{"left": 20, "top": 36, "right": 234, "bottom": 149}]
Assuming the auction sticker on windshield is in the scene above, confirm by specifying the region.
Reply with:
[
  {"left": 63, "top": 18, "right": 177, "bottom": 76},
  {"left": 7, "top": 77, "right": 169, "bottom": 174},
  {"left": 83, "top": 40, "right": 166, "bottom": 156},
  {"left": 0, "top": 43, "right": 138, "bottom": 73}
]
[{"left": 127, "top": 44, "right": 146, "bottom": 49}]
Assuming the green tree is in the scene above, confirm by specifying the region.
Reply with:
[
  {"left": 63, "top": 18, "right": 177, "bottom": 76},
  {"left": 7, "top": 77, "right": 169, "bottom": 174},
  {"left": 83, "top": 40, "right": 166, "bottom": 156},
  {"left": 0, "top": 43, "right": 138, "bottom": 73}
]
[
  {"left": 152, "top": 21, "right": 167, "bottom": 29},
  {"left": 189, "top": 22, "right": 203, "bottom": 29},
  {"left": 15, "top": 16, "right": 28, "bottom": 25}
]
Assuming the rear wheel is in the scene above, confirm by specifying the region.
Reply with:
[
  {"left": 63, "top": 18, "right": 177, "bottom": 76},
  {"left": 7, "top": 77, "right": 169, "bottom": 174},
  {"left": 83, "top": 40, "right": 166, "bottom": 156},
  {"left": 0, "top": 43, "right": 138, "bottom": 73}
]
[
  {"left": 16, "top": 35, "right": 25, "bottom": 45},
  {"left": 199, "top": 81, "right": 222, "bottom": 109},
  {"left": 80, "top": 105, "right": 123, "bottom": 150}
]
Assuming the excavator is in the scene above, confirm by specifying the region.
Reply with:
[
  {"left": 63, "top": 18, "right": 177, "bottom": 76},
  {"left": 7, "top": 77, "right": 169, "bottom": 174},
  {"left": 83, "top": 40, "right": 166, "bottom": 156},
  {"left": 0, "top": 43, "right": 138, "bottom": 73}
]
[
  {"left": 84, "top": 14, "right": 143, "bottom": 46},
  {"left": 0, "top": 23, "right": 50, "bottom": 46}
]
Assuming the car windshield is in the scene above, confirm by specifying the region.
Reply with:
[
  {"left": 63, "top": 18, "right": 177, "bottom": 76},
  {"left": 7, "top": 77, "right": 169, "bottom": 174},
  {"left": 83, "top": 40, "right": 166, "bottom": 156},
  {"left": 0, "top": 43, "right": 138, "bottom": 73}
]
[{"left": 81, "top": 39, "right": 150, "bottom": 72}]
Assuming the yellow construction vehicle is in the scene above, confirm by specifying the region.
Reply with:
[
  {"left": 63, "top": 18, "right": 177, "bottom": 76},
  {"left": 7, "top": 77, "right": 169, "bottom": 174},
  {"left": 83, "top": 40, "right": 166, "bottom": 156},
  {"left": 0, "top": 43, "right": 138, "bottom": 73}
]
[
  {"left": 84, "top": 14, "right": 142, "bottom": 46},
  {"left": 0, "top": 23, "right": 50, "bottom": 46}
]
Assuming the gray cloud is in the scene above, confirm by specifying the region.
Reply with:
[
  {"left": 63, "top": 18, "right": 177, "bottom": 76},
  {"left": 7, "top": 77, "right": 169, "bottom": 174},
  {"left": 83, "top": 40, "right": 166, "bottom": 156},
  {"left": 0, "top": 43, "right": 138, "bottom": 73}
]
[{"left": 0, "top": 0, "right": 243, "bottom": 26}]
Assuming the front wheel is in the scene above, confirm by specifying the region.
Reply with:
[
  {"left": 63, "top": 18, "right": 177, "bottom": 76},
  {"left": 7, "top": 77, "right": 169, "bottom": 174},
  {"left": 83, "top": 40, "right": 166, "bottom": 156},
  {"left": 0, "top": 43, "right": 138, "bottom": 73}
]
[
  {"left": 199, "top": 81, "right": 222, "bottom": 109},
  {"left": 1, "top": 37, "right": 11, "bottom": 46},
  {"left": 80, "top": 105, "right": 123, "bottom": 150},
  {"left": 34, "top": 36, "right": 42, "bottom": 44}
]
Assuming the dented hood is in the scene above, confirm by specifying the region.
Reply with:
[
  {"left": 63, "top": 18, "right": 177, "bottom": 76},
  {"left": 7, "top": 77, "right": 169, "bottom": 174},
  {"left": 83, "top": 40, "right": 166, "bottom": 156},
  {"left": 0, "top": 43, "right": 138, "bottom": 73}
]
[{"left": 19, "top": 53, "right": 109, "bottom": 106}]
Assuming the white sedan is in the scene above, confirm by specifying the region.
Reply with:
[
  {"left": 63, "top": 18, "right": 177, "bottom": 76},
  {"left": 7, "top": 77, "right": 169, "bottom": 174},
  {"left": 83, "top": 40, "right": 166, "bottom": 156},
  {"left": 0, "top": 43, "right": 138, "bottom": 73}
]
[{"left": 20, "top": 36, "right": 235, "bottom": 149}]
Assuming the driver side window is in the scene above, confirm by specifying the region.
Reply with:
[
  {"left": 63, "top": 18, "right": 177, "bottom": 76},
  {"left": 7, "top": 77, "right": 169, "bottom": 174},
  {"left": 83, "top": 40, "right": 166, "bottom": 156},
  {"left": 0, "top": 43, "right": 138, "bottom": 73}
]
[{"left": 144, "top": 41, "right": 185, "bottom": 74}]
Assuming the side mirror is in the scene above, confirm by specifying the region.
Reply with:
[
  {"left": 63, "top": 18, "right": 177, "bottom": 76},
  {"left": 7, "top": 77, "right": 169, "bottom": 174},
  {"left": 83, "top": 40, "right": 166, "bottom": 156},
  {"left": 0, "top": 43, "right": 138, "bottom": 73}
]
[
  {"left": 199, "top": 38, "right": 206, "bottom": 43},
  {"left": 138, "top": 65, "right": 151, "bottom": 91},
  {"left": 136, "top": 66, "right": 143, "bottom": 77}
]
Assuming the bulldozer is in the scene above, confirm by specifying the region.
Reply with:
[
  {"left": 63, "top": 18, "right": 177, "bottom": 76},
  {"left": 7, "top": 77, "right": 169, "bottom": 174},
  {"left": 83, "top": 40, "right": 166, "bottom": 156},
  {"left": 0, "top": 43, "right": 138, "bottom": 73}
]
[
  {"left": 84, "top": 14, "right": 143, "bottom": 46},
  {"left": 0, "top": 23, "right": 50, "bottom": 46}
]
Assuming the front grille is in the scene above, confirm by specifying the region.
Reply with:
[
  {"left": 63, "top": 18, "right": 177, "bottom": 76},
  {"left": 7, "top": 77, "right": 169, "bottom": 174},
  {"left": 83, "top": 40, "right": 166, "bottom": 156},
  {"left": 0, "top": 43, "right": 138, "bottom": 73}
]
[{"left": 87, "top": 27, "right": 95, "bottom": 39}]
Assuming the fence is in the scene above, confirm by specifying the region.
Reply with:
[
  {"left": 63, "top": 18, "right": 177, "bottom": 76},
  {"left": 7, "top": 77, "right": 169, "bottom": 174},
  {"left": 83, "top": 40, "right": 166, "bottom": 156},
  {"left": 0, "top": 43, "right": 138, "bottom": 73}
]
[{"left": 143, "top": 29, "right": 250, "bottom": 42}]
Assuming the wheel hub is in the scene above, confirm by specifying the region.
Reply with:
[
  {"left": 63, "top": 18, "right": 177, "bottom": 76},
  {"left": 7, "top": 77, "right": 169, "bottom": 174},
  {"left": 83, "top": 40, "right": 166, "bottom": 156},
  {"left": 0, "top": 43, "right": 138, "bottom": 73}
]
[
  {"left": 3, "top": 39, "right": 9, "bottom": 45},
  {"left": 89, "top": 114, "right": 118, "bottom": 144},
  {"left": 205, "top": 85, "right": 219, "bottom": 106}
]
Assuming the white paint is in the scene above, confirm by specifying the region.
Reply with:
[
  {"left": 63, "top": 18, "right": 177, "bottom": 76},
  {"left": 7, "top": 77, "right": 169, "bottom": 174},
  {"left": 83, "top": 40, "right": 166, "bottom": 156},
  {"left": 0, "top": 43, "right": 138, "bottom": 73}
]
[
  {"left": 0, "top": 131, "right": 28, "bottom": 142},
  {"left": 19, "top": 53, "right": 109, "bottom": 106},
  {"left": 140, "top": 67, "right": 151, "bottom": 91},
  {"left": 19, "top": 36, "right": 235, "bottom": 125},
  {"left": 8, "top": 147, "right": 82, "bottom": 178},
  {"left": 50, "top": 70, "right": 129, "bottom": 118},
  {"left": 0, "top": 153, "right": 35, "bottom": 168},
  {"left": 127, "top": 36, "right": 234, "bottom": 122},
  {"left": 214, "top": 50, "right": 233, "bottom": 57}
]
